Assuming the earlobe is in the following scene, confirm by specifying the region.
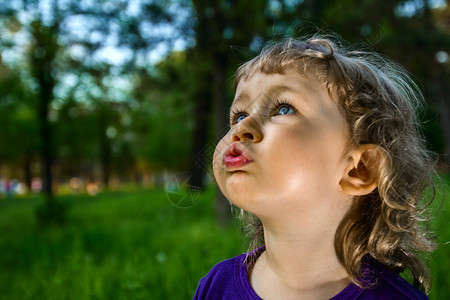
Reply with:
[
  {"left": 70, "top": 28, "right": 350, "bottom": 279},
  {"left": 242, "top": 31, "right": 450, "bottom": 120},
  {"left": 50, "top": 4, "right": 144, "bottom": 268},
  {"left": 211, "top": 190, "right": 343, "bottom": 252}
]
[{"left": 340, "top": 144, "right": 383, "bottom": 196}]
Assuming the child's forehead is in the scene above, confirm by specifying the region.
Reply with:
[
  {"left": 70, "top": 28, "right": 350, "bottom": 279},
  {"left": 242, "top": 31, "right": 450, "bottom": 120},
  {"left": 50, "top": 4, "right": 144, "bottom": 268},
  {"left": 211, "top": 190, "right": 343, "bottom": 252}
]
[{"left": 234, "top": 67, "right": 327, "bottom": 101}]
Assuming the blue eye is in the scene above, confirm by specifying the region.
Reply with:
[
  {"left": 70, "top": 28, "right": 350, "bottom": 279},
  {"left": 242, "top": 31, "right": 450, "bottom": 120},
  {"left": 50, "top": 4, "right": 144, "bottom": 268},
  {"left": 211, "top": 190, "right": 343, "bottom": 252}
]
[
  {"left": 277, "top": 105, "right": 295, "bottom": 115},
  {"left": 236, "top": 114, "right": 247, "bottom": 123},
  {"left": 230, "top": 109, "right": 248, "bottom": 125}
]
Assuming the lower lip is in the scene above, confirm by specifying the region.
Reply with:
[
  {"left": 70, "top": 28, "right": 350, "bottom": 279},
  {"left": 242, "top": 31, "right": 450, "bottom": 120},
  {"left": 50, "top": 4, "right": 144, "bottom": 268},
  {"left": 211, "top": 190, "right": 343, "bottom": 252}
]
[{"left": 224, "top": 155, "right": 252, "bottom": 169}]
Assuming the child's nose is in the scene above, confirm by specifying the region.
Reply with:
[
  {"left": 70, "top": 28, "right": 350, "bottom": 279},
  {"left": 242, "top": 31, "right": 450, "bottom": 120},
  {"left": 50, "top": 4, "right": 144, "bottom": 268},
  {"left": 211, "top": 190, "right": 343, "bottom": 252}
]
[{"left": 232, "top": 115, "right": 263, "bottom": 143}]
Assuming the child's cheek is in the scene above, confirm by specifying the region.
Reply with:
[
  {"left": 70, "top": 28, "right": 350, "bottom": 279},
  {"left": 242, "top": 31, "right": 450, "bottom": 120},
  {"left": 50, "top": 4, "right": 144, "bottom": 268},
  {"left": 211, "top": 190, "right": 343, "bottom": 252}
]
[{"left": 212, "top": 137, "right": 228, "bottom": 183}]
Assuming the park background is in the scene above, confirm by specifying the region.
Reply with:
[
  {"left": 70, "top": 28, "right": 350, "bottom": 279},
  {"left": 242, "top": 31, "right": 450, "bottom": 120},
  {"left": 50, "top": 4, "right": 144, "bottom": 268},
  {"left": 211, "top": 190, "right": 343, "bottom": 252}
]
[{"left": 0, "top": 0, "right": 449, "bottom": 299}]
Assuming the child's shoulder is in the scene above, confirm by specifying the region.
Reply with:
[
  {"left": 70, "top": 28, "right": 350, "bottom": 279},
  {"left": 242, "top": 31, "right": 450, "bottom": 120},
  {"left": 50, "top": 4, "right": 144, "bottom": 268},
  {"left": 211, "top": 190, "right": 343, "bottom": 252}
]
[
  {"left": 193, "top": 252, "right": 262, "bottom": 300},
  {"left": 340, "top": 257, "right": 430, "bottom": 300},
  {"left": 201, "top": 252, "right": 244, "bottom": 281},
  {"left": 372, "top": 261, "right": 429, "bottom": 299}
]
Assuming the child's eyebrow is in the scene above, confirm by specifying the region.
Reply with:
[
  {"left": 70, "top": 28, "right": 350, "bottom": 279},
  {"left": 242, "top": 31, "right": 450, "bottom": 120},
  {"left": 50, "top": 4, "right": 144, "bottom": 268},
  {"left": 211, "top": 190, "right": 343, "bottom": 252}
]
[
  {"left": 267, "top": 85, "right": 297, "bottom": 96},
  {"left": 233, "top": 85, "right": 294, "bottom": 106},
  {"left": 229, "top": 92, "right": 250, "bottom": 116},
  {"left": 232, "top": 91, "right": 249, "bottom": 106}
]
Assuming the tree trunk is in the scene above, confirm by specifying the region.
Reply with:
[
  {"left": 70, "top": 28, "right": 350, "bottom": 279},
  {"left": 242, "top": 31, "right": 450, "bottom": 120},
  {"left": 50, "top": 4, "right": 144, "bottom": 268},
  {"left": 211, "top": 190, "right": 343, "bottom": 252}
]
[
  {"left": 39, "top": 94, "right": 53, "bottom": 199},
  {"left": 213, "top": 54, "right": 233, "bottom": 224},
  {"left": 423, "top": 1, "right": 450, "bottom": 169},
  {"left": 23, "top": 154, "right": 32, "bottom": 192},
  {"left": 190, "top": 0, "right": 233, "bottom": 223},
  {"left": 188, "top": 66, "right": 212, "bottom": 191},
  {"left": 188, "top": 1, "right": 213, "bottom": 191},
  {"left": 437, "top": 74, "right": 450, "bottom": 169},
  {"left": 99, "top": 114, "right": 111, "bottom": 189},
  {"left": 31, "top": 20, "right": 66, "bottom": 225}
]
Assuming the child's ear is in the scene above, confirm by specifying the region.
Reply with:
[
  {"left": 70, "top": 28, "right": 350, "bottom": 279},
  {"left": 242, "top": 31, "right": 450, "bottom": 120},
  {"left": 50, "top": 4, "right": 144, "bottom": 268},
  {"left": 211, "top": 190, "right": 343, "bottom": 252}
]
[{"left": 340, "top": 144, "right": 384, "bottom": 196}]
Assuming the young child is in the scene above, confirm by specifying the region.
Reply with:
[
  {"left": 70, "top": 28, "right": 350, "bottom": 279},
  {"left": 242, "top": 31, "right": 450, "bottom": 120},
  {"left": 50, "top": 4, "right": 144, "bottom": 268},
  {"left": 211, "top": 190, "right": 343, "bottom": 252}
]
[{"left": 194, "top": 36, "right": 436, "bottom": 299}]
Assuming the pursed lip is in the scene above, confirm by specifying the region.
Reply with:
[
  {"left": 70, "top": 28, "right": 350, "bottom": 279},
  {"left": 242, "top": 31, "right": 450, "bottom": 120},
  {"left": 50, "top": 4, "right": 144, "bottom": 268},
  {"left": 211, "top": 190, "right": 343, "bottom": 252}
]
[{"left": 223, "top": 143, "right": 253, "bottom": 169}]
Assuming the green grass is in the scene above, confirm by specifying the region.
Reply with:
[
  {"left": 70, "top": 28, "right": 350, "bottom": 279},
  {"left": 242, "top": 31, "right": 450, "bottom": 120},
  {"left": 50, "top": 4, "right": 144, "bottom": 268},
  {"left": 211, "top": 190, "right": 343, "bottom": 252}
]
[
  {"left": 428, "top": 173, "right": 450, "bottom": 299},
  {"left": 0, "top": 177, "right": 448, "bottom": 299},
  {"left": 0, "top": 188, "right": 242, "bottom": 299}
]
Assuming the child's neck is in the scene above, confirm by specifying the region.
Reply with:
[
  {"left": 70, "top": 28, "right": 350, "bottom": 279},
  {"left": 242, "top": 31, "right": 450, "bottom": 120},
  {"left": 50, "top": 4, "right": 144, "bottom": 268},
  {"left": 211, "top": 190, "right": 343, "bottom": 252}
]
[{"left": 249, "top": 219, "right": 351, "bottom": 299}]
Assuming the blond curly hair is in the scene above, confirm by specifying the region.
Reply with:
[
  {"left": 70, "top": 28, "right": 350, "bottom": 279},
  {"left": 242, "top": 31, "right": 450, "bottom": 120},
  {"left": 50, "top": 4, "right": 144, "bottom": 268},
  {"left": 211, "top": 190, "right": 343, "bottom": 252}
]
[{"left": 234, "top": 35, "right": 437, "bottom": 292}]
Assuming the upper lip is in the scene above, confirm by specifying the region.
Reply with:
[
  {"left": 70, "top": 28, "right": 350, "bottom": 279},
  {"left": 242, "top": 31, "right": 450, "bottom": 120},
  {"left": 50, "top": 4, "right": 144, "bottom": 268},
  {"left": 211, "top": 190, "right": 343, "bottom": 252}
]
[
  {"left": 224, "top": 142, "right": 250, "bottom": 158},
  {"left": 223, "top": 143, "right": 253, "bottom": 168}
]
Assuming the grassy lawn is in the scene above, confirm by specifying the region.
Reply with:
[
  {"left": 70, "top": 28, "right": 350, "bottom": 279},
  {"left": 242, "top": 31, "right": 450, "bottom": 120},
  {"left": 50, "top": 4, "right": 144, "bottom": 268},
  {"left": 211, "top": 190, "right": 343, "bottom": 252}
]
[
  {"left": 428, "top": 173, "right": 450, "bottom": 299},
  {"left": 0, "top": 177, "right": 448, "bottom": 299},
  {"left": 0, "top": 188, "right": 242, "bottom": 299}
]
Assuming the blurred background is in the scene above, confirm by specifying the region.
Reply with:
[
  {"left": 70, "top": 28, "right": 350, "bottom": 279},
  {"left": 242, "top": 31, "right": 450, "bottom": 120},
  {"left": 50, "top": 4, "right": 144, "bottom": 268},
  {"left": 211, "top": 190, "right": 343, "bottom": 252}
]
[{"left": 0, "top": 0, "right": 449, "bottom": 299}]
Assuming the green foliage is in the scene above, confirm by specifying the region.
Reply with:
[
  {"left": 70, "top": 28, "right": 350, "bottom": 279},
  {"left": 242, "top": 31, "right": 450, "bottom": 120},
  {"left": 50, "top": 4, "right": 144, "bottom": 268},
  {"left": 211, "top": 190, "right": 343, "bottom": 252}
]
[
  {"left": 53, "top": 100, "right": 100, "bottom": 166},
  {"left": 0, "top": 178, "right": 449, "bottom": 299},
  {"left": 0, "top": 64, "right": 39, "bottom": 164},
  {"left": 131, "top": 51, "right": 194, "bottom": 171}
]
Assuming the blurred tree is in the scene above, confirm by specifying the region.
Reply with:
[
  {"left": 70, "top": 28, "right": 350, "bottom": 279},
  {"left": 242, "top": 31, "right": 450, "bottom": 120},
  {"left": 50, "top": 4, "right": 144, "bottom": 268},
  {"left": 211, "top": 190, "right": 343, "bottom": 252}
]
[
  {"left": 0, "top": 64, "right": 39, "bottom": 190},
  {"left": 423, "top": 1, "right": 450, "bottom": 168},
  {"left": 132, "top": 51, "right": 193, "bottom": 174},
  {"left": 54, "top": 0, "right": 192, "bottom": 188},
  {"left": 0, "top": 0, "right": 192, "bottom": 222},
  {"left": 0, "top": 9, "right": 63, "bottom": 220},
  {"left": 53, "top": 99, "right": 99, "bottom": 180},
  {"left": 29, "top": 19, "right": 61, "bottom": 220}
]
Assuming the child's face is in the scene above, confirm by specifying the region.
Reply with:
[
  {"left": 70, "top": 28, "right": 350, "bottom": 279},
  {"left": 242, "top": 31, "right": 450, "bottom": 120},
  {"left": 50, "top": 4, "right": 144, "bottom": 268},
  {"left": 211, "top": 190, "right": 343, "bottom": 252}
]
[{"left": 213, "top": 67, "right": 353, "bottom": 219}]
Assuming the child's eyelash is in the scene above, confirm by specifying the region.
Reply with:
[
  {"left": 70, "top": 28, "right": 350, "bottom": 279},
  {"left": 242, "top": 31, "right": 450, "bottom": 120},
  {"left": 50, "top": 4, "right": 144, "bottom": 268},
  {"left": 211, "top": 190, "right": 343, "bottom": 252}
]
[
  {"left": 229, "top": 108, "right": 246, "bottom": 125},
  {"left": 229, "top": 99, "right": 296, "bottom": 125},
  {"left": 271, "top": 99, "right": 296, "bottom": 115}
]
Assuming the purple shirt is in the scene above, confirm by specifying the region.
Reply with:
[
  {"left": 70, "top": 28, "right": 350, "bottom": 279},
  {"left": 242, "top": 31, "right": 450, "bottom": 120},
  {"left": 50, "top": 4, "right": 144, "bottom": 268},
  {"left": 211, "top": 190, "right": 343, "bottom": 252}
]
[{"left": 193, "top": 250, "right": 429, "bottom": 299}]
